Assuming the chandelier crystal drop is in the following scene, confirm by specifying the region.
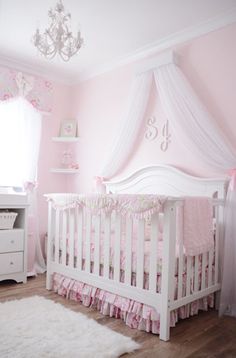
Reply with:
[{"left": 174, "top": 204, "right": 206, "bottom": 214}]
[{"left": 33, "top": 0, "right": 83, "bottom": 62}]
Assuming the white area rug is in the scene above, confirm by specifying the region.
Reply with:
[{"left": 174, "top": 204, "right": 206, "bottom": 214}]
[{"left": 0, "top": 296, "right": 140, "bottom": 358}]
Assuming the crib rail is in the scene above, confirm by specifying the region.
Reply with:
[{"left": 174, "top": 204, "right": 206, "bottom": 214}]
[{"left": 45, "top": 195, "right": 223, "bottom": 341}]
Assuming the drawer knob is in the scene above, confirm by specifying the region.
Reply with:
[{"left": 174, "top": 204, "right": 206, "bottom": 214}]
[
  {"left": 10, "top": 240, "right": 15, "bottom": 244},
  {"left": 10, "top": 261, "right": 14, "bottom": 265}
]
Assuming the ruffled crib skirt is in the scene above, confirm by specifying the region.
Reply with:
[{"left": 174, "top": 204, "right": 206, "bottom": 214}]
[{"left": 53, "top": 273, "right": 214, "bottom": 334}]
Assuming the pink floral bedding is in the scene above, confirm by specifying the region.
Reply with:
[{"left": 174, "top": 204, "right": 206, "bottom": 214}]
[{"left": 56, "top": 230, "right": 212, "bottom": 276}]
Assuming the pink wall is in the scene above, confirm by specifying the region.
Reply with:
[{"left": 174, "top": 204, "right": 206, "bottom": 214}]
[
  {"left": 37, "top": 83, "right": 73, "bottom": 250},
  {"left": 70, "top": 23, "right": 236, "bottom": 194},
  {"left": 69, "top": 64, "right": 134, "bottom": 193}
]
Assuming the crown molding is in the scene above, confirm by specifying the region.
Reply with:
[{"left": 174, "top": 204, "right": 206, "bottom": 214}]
[
  {"left": 135, "top": 50, "right": 180, "bottom": 75},
  {"left": 75, "top": 7, "right": 236, "bottom": 84},
  {"left": 0, "top": 7, "right": 235, "bottom": 86}
]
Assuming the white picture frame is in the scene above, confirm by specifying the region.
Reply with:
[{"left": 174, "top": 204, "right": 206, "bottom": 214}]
[{"left": 60, "top": 120, "right": 77, "bottom": 137}]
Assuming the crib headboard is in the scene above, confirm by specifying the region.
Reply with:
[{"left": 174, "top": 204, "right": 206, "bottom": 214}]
[{"left": 104, "top": 165, "right": 228, "bottom": 200}]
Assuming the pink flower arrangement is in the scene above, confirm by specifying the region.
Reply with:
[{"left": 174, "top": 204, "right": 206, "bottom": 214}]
[{"left": 68, "top": 163, "right": 79, "bottom": 170}]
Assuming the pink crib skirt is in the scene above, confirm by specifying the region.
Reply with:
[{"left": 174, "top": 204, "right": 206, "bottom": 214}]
[{"left": 53, "top": 273, "right": 214, "bottom": 335}]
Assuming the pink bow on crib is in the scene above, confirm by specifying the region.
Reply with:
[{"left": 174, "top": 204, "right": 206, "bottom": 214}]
[
  {"left": 94, "top": 176, "right": 106, "bottom": 194},
  {"left": 229, "top": 169, "right": 236, "bottom": 191},
  {"left": 94, "top": 176, "right": 105, "bottom": 185},
  {"left": 23, "top": 181, "right": 37, "bottom": 192}
]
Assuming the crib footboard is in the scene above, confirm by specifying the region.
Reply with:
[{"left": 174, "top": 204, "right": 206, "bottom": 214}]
[{"left": 45, "top": 194, "right": 223, "bottom": 341}]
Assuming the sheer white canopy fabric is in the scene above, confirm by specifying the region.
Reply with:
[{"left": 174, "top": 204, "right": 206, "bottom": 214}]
[
  {"left": 100, "top": 71, "right": 153, "bottom": 178},
  {"left": 154, "top": 64, "right": 235, "bottom": 169},
  {"left": 99, "top": 59, "right": 236, "bottom": 318}
]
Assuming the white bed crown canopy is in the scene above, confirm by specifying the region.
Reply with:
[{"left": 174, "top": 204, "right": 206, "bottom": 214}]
[{"left": 97, "top": 50, "right": 236, "bottom": 318}]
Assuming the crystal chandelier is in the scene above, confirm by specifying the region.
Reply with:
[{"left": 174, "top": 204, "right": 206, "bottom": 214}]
[{"left": 33, "top": 0, "right": 83, "bottom": 62}]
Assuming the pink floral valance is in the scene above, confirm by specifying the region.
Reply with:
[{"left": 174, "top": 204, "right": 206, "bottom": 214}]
[
  {"left": 0, "top": 66, "right": 53, "bottom": 113},
  {"left": 46, "top": 193, "right": 167, "bottom": 219}
]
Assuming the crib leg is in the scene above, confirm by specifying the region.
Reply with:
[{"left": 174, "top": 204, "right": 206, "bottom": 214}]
[
  {"left": 159, "top": 307, "right": 170, "bottom": 341},
  {"left": 215, "top": 291, "right": 221, "bottom": 310},
  {"left": 46, "top": 201, "right": 53, "bottom": 291},
  {"left": 46, "top": 269, "right": 53, "bottom": 290}
]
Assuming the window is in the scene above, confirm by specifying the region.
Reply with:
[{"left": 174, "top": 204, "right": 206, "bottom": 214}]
[{"left": 0, "top": 97, "right": 41, "bottom": 187}]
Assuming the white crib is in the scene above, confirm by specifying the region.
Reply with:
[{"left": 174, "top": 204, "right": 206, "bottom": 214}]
[{"left": 45, "top": 165, "right": 227, "bottom": 341}]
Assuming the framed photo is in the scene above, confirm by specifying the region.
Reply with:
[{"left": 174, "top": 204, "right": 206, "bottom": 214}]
[{"left": 60, "top": 120, "right": 77, "bottom": 137}]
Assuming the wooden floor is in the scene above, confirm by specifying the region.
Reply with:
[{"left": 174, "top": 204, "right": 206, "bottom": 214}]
[{"left": 0, "top": 275, "right": 236, "bottom": 358}]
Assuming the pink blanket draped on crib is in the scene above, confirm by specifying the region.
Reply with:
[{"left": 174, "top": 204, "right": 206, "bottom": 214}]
[{"left": 182, "top": 197, "right": 214, "bottom": 256}]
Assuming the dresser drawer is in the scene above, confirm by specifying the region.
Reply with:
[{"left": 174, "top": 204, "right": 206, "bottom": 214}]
[
  {"left": 0, "top": 252, "right": 23, "bottom": 275},
  {"left": 0, "top": 229, "right": 24, "bottom": 253}
]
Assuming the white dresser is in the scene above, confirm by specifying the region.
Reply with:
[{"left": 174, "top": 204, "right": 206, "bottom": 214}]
[{"left": 0, "top": 192, "right": 28, "bottom": 283}]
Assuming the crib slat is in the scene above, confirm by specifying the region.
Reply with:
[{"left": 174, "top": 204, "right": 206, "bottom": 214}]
[
  {"left": 214, "top": 206, "right": 219, "bottom": 285},
  {"left": 46, "top": 202, "right": 53, "bottom": 290},
  {"left": 94, "top": 215, "right": 101, "bottom": 276},
  {"left": 54, "top": 209, "right": 60, "bottom": 264},
  {"left": 186, "top": 256, "right": 192, "bottom": 296},
  {"left": 49, "top": 205, "right": 55, "bottom": 263},
  {"left": 201, "top": 253, "right": 207, "bottom": 289},
  {"left": 68, "top": 209, "right": 75, "bottom": 268},
  {"left": 114, "top": 213, "right": 121, "bottom": 282},
  {"left": 177, "top": 236, "right": 184, "bottom": 300},
  {"left": 85, "top": 212, "right": 91, "bottom": 273},
  {"left": 103, "top": 213, "right": 111, "bottom": 279},
  {"left": 149, "top": 213, "right": 158, "bottom": 292},
  {"left": 137, "top": 219, "right": 145, "bottom": 289},
  {"left": 124, "top": 217, "right": 132, "bottom": 285},
  {"left": 61, "top": 210, "right": 67, "bottom": 266},
  {"left": 76, "top": 207, "right": 83, "bottom": 270},
  {"left": 194, "top": 255, "right": 199, "bottom": 292},
  {"left": 47, "top": 204, "right": 53, "bottom": 262},
  {"left": 208, "top": 249, "right": 213, "bottom": 287}
]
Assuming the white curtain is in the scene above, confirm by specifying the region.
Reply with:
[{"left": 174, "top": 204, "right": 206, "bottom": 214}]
[
  {"left": 26, "top": 188, "right": 46, "bottom": 274},
  {"left": 99, "top": 60, "right": 236, "bottom": 318},
  {"left": 100, "top": 71, "right": 153, "bottom": 178},
  {"left": 0, "top": 98, "right": 41, "bottom": 186},
  {"left": 0, "top": 96, "right": 46, "bottom": 273}
]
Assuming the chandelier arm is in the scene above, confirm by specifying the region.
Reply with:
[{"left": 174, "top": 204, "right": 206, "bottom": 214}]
[
  {"left": 60, "top": 45, "right": 80, "bottom": 58},
  {"left": 46, "top": 30, "right": 57, "bottom": 46},
  {"left": 38, "top": 42, "right": 57, "bottom": 57},
  {"left": 59, "top": 53, "right": 70, "bottom": 62},
  {"left": 36, "top": 46, "right": 57, "bottom": 59},
  {"left": 36, "top": 34, "right": 58, "bottom": 57}
]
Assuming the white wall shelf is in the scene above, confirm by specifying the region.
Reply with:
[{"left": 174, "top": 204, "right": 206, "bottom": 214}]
[
  {"left": 50, "top": 168, "right": 79, "bottom": 174},
  {"left": 52, "top": 136, "right": 79, "bottom": 143},
  {"left": 51, "top": 135, "right": 79, "bottom": 174}
]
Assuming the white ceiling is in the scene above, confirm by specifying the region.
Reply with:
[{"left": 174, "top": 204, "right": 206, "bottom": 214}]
[{"left": 0, "top": 0, "right": 235, "bottom": 83}]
